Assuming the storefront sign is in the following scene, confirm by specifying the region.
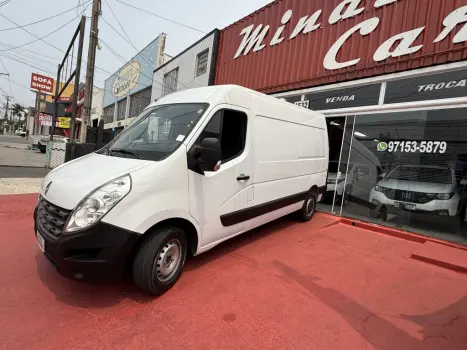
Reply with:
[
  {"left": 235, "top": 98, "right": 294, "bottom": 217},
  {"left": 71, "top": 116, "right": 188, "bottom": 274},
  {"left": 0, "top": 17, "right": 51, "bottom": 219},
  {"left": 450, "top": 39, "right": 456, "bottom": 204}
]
[
  {"left": 57, "top": 117, "right": 71, "bottom": 129},
  {"left": 112, "top": 61, "right": 141, "bottom": 97},
  {"left": 216, "top": 0, "right": 467, "bottom": 94},
  {"left": 103, "top": 36, "right": 162, "bottom": 107},
  {"left": 38, "top": 113, "right": 52, "bottom": 127},
  {"left": 377, "top": 141, "right": 447, "bottom": 154},
  {"left": 30, "top": 73, "right": 54, "bottom": 94},
  {"left": 281, "top": 95, "right": 302, "bottom": 105},
  {"left": 234, "top": 2, "right": 467, "bottom": 69},
  {"left": 304, "top": 85, "right": 381, "bottom": 110},
  {"left": 385, "top": 70, "right": 467, "bottom": 104},
  {"left": 57, "top": 96, "right": 72, "bottom": 103}
]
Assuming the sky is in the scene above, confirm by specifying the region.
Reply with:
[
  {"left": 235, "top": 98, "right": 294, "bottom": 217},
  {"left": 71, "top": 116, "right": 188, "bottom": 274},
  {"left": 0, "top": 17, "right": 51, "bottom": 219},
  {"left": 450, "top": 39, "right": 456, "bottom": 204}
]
[{"left": 0, "top": 0, "right": 271, "bottom": 109}]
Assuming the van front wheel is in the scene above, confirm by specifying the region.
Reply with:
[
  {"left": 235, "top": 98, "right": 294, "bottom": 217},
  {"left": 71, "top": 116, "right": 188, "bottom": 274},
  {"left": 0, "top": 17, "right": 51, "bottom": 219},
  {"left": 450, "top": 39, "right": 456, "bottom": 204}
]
[
  {"left": 297, "top": 191, "right": 317, "bottom": 222},
  {"left": 133, "top": 226, "right": 187, "bottom": 295}
]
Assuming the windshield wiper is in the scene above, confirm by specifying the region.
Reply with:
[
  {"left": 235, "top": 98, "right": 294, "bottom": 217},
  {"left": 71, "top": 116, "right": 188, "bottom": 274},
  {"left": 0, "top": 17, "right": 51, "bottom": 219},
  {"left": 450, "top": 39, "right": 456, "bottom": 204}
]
[{"left": 109, "top": 149, "right": 141, "bottom": 159}]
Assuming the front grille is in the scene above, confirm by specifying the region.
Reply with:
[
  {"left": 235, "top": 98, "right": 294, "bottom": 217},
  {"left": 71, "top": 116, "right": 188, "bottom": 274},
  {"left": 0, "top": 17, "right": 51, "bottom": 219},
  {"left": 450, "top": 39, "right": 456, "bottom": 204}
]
[
  {"left": 36, "top": 197, "right": 71, "bottom": 240},
  {"left": 384, "top": 190, "right": 433, "bottom": 204}
]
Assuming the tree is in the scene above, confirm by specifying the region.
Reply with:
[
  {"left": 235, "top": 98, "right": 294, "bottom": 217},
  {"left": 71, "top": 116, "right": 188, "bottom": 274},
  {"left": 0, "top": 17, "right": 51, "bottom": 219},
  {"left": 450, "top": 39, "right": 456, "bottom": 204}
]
[{"left": 11, "top": 103, "right": 25, "bottom": 130}]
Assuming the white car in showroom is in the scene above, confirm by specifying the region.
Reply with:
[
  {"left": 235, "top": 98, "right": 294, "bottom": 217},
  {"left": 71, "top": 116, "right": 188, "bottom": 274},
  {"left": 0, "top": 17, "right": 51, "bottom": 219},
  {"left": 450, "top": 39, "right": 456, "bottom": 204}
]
[{"left": 370, "top": 165, "right": 461, "bottom": 221}]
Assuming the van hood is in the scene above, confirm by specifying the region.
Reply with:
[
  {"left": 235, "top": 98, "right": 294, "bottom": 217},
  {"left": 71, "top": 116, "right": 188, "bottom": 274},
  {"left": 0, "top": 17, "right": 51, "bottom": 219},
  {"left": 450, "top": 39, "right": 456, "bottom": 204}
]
[
  {"left": 376, "top": 178, "right": 456, "bottom": 193},
  {"left": 40, "top": 153, "right": 153, "bottom": 210}
]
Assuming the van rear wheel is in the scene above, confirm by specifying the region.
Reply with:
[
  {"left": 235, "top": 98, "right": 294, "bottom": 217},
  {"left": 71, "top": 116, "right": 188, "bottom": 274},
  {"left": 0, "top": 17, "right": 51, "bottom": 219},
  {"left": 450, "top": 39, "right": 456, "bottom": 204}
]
[
  {"left": 132, "top": 226, "right": 187, "bottom": 295},
  {"left": 297, "top": 191, "right": 317, "bottom": 222}
]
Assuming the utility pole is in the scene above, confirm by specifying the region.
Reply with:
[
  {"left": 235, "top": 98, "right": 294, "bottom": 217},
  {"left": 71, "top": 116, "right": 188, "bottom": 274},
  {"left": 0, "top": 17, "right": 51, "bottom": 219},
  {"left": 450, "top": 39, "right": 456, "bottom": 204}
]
[
  {"left": 80, "top": 0, "right": 101, "bottom": 143},
  {"left": 3, "top": 95, "right": 10, "bottom": 133}
]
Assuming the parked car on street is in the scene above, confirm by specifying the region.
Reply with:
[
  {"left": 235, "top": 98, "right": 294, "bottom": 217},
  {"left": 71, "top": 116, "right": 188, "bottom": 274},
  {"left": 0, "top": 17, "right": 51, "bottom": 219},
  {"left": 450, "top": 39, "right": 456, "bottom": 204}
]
[
  {"left": 33, "top": 85, "right": 329, "bottom": 295},
  {"left": 15, "top": 129, "right": 26, "bottom": 137}
]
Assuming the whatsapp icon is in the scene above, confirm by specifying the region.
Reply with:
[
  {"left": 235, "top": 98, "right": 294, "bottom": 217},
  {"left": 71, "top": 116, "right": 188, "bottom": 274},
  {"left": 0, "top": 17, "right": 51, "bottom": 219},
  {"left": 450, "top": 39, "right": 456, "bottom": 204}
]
[{"left": 377, "top": 142, "right": 388, "bottom": 152}]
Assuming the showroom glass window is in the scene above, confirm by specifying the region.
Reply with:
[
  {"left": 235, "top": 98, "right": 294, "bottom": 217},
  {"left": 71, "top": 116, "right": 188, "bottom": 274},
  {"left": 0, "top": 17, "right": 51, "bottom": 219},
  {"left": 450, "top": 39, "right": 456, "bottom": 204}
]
[{"left": 325, "top": 108, "right": 467, "bottom": 246}]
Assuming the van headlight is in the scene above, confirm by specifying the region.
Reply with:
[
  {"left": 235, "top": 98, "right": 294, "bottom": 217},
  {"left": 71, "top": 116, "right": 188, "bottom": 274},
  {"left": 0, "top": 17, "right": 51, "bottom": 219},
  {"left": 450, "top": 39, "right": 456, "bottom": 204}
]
[{"left": 65, "top": 174, "right": 132, "bottom": 232}]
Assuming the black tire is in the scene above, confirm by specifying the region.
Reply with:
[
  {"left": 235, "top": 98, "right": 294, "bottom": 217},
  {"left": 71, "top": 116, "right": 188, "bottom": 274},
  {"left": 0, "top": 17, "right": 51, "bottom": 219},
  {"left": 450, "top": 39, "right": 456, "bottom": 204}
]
[
  {"left": 132, "top": 226, "right": 187, "bottom": 295},
  {"left": 297, "top": 191, "right": 317, "bottom": 222}
]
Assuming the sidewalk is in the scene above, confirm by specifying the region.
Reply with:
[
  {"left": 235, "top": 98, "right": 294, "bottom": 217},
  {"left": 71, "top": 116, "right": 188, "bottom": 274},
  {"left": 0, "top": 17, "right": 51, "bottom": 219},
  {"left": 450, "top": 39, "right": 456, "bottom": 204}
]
[
  {"left": 0, "top": 141, "right": 45, "bottom": 195},
  {"left": 0, "top": 141, "right": 45, "bottom": 168}
]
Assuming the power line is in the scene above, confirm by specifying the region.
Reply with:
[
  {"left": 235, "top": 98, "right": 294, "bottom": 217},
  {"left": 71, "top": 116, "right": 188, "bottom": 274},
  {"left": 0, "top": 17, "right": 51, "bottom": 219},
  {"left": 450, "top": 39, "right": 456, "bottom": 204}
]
[
  {"left": 0, "top": 43, "right": 63, "bottom": 68},
  {"left": 0, "top": 5, "right": 161, "bottom": 99},
  {"left": 0, "top": 52, "right": 56, "bottom": 75},
  {"left": 100, "top": 16, "right": 133, "bottom": 47},
  {"left": 103, "top": 0, "right": 131, "bottom": 44},
  {"left": 102, "top": 1, "right": 188, "bottom": 90},
  {"left": 99, "top": 38, "right": 127, "bottom": 64},
  {"left": 0, "top": 56, "right": 12, "bottom": 95},
  {"left": 0, "top": 0, "right": 13, "bottom": 8},
  {"left": 0, "top": 12, "right": 83, "bottom": 52},
  {"left": 115, "top": 0, "right": 206, "bottom": 34},
  {"left": 0, "top": 2, "right": 92, "bottom": 31}
]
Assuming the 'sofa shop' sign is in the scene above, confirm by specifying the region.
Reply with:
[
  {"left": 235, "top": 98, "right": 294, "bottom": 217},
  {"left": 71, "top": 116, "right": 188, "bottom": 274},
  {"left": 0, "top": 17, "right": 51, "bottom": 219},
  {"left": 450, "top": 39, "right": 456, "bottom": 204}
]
[
  {"left": 216, "top": 0, "right": 467, "bottom": 93},
  {"left": 30, "top": 73, "right": 54, "bottom": 94}
]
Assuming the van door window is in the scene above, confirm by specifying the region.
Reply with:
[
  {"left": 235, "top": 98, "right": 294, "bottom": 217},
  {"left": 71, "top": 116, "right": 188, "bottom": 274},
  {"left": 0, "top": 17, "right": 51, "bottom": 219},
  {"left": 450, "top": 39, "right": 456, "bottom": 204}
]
[{"left": 196, "top": 109, "right": 247, "bottom": 163}]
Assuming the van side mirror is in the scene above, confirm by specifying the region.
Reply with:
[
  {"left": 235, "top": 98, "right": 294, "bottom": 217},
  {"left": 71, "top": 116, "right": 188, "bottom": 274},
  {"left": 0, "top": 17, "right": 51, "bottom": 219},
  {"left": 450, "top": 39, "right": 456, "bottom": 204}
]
[{"left": 196, "top": 138, "right": 222, "bottom": 172}]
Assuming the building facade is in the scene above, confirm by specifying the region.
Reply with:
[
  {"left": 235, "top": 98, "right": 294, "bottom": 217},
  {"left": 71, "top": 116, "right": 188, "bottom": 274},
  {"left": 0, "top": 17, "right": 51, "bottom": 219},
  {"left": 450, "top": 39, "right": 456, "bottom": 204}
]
[
  {"left": 102, "top": 34, "right": 167, "bottom": 134},
  {"left": 215, "top": 0, "right": 467, "bottom": 246},
  {"left": 90, "top": 87, "right": 104, "bottom": 127},
  {"left": 151, "top": 30, "right": 220, "bottom": 101}
]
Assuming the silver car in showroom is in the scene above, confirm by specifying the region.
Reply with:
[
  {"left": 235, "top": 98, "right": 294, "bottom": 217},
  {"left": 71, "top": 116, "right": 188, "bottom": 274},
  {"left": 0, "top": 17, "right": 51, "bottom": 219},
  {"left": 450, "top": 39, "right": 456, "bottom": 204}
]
[{"left": 370, "top": 165, "right": 461, "bottom": 221}]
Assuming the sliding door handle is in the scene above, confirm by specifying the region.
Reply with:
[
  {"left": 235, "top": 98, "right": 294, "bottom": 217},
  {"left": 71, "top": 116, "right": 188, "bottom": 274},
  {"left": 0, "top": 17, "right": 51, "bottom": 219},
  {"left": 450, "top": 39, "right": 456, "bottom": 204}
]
[{"left": 237, "top": 174, "right": 250, "bottom": 181}]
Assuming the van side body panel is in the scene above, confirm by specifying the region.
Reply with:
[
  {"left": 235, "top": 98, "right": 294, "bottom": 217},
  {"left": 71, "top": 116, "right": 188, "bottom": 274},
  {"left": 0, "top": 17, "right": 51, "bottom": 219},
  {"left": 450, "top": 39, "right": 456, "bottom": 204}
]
[{"left": 107, "top": 86, "right": 328, "bottom": 255}]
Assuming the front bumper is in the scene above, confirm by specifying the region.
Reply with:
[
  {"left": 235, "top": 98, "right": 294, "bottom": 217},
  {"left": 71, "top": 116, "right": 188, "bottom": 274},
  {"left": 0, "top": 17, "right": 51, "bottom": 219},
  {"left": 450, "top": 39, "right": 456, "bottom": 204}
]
[
  {"left": 370, "top": 191, "right": 460, "bottom": 217},
  {"left": 34, "top": 206, "right": 141, "bottom": 280}
]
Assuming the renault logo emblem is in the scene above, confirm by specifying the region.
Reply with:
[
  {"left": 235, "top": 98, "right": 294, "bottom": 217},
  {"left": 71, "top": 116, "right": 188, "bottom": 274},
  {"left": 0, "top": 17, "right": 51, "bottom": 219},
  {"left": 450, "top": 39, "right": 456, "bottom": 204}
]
[{"left": 45, "top": 181, "right": 52, "bottom": 195}]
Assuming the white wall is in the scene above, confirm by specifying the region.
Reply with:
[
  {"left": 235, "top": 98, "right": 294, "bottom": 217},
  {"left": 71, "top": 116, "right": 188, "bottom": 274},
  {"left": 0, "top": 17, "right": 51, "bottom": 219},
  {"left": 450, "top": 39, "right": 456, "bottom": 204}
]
[
  {"left": 151, "top": 31, "right": 218, "bottom": 101},
  {"left": 91, "top": 88, "right": 104, "bottom": 122}
]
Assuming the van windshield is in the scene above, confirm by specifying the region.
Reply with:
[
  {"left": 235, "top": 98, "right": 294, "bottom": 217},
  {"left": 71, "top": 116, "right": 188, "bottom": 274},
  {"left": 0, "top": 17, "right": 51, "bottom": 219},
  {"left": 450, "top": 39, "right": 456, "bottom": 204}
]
[{"left": 103, "top": 103, "right": 209, "bottom": 161}]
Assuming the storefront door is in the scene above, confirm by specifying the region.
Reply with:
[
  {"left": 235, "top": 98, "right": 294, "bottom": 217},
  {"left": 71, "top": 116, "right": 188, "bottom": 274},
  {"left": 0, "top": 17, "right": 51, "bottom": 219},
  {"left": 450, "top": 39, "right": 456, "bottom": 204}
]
[{"left": 322, "top": 108, "right": 467, "bottom": 246}]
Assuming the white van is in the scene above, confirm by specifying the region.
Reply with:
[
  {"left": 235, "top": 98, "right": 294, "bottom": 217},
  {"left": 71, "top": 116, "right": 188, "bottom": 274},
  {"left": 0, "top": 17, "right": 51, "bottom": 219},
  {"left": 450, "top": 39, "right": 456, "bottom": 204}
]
[{"left": 34, "top": 85, "right": 329, "bottom": 295}]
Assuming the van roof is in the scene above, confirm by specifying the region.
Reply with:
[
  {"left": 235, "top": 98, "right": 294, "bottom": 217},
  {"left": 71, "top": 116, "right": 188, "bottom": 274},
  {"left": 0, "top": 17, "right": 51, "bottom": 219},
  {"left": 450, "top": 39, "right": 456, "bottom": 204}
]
[
  {"left": 146, "top": 85, "right": 317, "bottom": 113},
  {"left": 145, "top": 85, "right": 325, "bottom": 129}
]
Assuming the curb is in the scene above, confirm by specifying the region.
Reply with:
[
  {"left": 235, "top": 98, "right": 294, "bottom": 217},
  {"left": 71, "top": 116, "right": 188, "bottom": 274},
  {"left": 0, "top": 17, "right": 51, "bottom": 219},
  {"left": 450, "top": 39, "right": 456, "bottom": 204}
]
[{"left": 0, "top": 165, "right": 48, "bottom": 169}]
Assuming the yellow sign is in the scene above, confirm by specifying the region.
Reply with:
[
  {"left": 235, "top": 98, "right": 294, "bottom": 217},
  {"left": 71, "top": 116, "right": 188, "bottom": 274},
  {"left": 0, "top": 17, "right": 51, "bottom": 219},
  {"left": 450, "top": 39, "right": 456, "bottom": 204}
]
[{"left": 57, "top": 117, "right": 71, "bottom": 129}]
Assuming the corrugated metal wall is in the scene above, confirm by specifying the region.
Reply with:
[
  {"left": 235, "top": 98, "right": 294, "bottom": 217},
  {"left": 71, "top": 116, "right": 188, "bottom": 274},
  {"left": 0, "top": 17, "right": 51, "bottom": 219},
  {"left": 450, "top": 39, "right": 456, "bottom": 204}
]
[{"left": 215, "top": 0, "right": 467, "bottom": 94}]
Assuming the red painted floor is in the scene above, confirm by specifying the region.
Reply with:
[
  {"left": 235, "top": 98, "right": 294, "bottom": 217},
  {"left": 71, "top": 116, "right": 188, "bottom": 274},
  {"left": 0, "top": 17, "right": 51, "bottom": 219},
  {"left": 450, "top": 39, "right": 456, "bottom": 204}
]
[{"left": 1, "top": 194, "right": 467, "bottom": 349}]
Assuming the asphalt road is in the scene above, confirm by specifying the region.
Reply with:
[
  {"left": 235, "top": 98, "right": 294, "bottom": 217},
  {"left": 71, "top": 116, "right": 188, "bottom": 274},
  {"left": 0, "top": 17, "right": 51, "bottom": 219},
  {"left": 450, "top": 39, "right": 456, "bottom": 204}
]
[{"left": 0, "top": 135, "right": 28, "bottom": 144}]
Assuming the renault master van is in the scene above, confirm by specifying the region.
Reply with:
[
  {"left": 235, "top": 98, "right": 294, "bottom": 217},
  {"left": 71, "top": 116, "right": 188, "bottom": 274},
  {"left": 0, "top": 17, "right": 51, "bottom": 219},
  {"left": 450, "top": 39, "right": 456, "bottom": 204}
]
[{"left": 34, "top": 85, "right": 329, "bottom": 295}]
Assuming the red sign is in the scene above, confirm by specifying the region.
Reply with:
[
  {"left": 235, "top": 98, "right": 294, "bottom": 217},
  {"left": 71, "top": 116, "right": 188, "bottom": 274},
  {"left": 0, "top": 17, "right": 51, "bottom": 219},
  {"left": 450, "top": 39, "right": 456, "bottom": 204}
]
[
  {"left": 65, "top": 107, "right": 72, "bottom": 113},
  {"left": 38, "top": 113, "right": 52, "bottom": 126},
  {"left": 58, "top": 96, "right": 72, "bottom": 102},
  {"left": 215, "top": 0, "right": 467, "bottom": 94},
  {"left": 78, "top": 89, "right": 85, "bottom": 106},
  {"left": 30, "top": 73, "right": 54, "bottom": 94}
]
